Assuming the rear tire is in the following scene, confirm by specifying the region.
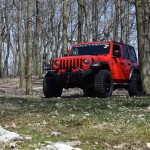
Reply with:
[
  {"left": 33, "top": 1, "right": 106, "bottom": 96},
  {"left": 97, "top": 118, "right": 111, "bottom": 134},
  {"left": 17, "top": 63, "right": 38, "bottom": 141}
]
[
  {"left": 128, "top": 74, "right": 142, "bottom": 96},
  {"left": 43, "top": 74, "right": 62, "bottom": 98},
  {"left": 94, "top": 70, "right": 113, "bottom": 98}
]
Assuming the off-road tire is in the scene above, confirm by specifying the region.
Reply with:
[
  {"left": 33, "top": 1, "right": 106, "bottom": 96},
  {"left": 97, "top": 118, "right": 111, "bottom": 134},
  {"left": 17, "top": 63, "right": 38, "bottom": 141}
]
[
  {"left": 128, "top": 74, "right": 142, "bottom": 96},
  {"left": 43, "top": 74, "right": 62, "bottom": 98},
  {"left": 83, "top": 87, "right": 95, "bottom": 97},
  {"left": 94, "top": 70, "right": 113, "bottom": 98}
]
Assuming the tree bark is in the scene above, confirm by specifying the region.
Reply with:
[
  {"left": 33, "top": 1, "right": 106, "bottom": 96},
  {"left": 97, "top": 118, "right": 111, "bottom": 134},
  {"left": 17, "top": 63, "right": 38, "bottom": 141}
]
[
  {"left": 83, "top": 0, "right": 90, "bottom": 42},
  {"left": 26, "top": 0, "right": 33, "bottom": 95},
  {"left": 34, "top": 0, "right": 40, "bottom": 76},
  {"left": 135, "top": 0, "right": 150, "bottom": 94},
  {"left": 0, "top": 0, "right": 3, "bottom": 78},
  {"left": 18, "top": 0, "right": 25, "bottom": 88},
  {"left": 3, "top": 0, "right": 10, "bottom": 77},
  {"left": 62, "top": 0, "right": 68, "bottom": 56},
  {"left": 77, "top": 0, "right": 83, "bottom": 43},
  {"left": 92, "top": 0, "right": 98, "bottom": 41},
  {"left": 113, "top": 0, "right": 119, "bottom": 41},
  {"left": 126, "top": 0, "right": 131, "bottom": 44}
]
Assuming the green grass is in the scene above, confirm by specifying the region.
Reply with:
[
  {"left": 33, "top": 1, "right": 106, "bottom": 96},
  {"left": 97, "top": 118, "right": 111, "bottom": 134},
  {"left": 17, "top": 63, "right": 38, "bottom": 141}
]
[{"left": 0, "top": 95, "right": 150, "bottom": 149}]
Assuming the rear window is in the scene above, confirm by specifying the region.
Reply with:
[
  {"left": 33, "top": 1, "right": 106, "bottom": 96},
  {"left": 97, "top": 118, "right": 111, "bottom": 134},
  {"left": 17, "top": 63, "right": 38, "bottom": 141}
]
[
  {"left": 129, "top": 47, "right": 137, "bottom": 62},
  {"left": 71, "top": 44, "right": 110, "bottom": 56}
]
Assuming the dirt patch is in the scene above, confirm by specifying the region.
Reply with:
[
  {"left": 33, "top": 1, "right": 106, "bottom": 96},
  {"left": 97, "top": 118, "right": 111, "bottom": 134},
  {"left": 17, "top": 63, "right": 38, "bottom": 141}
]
[{"left": 0, "top": 77, "right": 128, "bottom": 97}]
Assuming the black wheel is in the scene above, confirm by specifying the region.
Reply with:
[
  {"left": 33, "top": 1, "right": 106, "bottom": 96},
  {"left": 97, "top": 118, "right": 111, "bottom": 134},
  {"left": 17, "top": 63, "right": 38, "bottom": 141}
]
[
  {"left": 128, "top": 74, "right": 142, "bottom": 96},
  {"left": 43, "top": 74, "right": 62, "bottom": 98},
  {"left": 94, "top": 70, "right": 113, "bottom": 98},
  {"left": 83, "top": 86, "right": 95, "bottom": 97}
]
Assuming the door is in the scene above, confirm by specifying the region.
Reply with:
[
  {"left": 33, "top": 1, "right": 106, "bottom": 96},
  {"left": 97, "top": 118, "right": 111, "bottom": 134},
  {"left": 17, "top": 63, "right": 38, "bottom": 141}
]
[
  {"left": 112, "top": 44, "right": 126, "bottom": 81},
  {"left": 120, "top": 46, "right": 132, "bottom": 80}
]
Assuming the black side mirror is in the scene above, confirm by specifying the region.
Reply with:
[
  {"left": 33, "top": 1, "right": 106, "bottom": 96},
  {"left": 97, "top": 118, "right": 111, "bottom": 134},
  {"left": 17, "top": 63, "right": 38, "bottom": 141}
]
[
  {"left": 113, "top": 50, "right": 120, "bottom": 58},
  {"left": 64, "top": 54, "right": 68, "bottom": 57}
]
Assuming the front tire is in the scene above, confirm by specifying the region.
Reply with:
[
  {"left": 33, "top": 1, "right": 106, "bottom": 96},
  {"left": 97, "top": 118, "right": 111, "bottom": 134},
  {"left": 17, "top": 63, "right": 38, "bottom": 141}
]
[
  {"left": 128, "top": 74, "right": 142, "bottom": 96},
  {"left": 94, "top": 70, "right": 113, "bottom": 98},
  {"left": 43, "top": 74, "right": 62, "bottom": 98},
  {"left": 83, "top": 86, "right": 95, "bottom": 97}
]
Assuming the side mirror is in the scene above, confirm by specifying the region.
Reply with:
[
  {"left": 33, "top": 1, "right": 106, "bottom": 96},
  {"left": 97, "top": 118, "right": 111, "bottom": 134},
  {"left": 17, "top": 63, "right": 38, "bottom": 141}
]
[
  {"left": 64, "top": 54, "right": 68, "bottom": 57},
  {"left": 113, "top": 50, "right": 120, "bottom": 58}
]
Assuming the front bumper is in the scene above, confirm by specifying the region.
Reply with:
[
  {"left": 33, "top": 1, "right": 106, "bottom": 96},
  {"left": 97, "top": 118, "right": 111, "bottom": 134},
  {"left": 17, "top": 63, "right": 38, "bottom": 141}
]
[{"left": 48, "top": 69, "right": 92, "bottom": 87}]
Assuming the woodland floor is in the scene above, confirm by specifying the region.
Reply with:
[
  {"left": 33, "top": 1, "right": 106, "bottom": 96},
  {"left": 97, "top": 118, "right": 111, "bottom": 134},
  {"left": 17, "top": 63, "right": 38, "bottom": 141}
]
[
  {"left": 0, "top": 77, "right": 150, "bottom": 150},
  {"left": 0, "top": 76, "right": 128, "bottom": 98}
]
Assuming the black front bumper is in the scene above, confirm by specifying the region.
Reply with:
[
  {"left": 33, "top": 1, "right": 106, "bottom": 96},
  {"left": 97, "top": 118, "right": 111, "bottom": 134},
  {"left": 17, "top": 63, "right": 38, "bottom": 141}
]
[{"left": 48, "top": 69, "right": 92, "bottom": 88}]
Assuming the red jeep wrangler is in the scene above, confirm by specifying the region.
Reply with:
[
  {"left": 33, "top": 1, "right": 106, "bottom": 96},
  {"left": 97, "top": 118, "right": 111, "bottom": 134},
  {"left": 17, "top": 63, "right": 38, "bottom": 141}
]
[{"left": 43, "top": 41, "right": 142, "bottom": 98}]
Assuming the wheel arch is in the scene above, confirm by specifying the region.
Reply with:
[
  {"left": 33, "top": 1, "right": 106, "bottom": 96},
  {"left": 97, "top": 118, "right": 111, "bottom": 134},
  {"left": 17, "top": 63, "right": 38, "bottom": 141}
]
[
  {"left": 129, "top": 66, "right": 140, "bottom": 80},
  {"left": 91, "top": 61, "right": 110, "bottom": 72}
]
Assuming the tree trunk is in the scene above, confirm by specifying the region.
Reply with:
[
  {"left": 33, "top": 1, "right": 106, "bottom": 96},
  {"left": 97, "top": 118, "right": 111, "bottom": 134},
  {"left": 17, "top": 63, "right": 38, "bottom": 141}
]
[
  {"left": 0, "top": 0, "right": 3, "bottom": 78},
  {"left": 77, "top": 0, "right": 83, "bottom": 43},
  {"left": 62, "top": 0, "right": 68, "bottom": 56},
  {"left": 3, "top": 0, "right": 10, "bottom": 77},
  {"left": 26, "top": 0, "right": 33, "bottom": 95},
  {"left": 126, "top": 0, "right": 130, "bottom": 44},
  {"left": 113, "top": 0, "right": 119, "bottom": 41},
  {"left": 18, "top": 0, "right": 25, "bottom": 88},
  {"left": 135, "top": 0, "right": 150, "bottom": 94},
  {"left": 34, "top": 0, "right": 40, "bottom": 76},
  {"left": 120, "top": 1, "right": 125, "bottom": 43},
  {"left": 92, "top": 0, "right": 98, "bottom": 42},
  {"left": 83, "top": 0, "right": 90, "bottom": 42}
]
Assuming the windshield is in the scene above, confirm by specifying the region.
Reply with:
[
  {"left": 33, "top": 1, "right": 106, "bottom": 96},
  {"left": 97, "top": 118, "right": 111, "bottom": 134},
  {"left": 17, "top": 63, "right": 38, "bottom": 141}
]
[{"left": 71, "top": 44, "right": 110, "bottom": 56}]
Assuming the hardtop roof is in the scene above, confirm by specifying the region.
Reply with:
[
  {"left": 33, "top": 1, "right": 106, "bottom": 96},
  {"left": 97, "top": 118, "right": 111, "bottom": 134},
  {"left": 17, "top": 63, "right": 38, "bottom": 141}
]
[{"left": 72, "top": 41, "right": 134, "bottom": 48}]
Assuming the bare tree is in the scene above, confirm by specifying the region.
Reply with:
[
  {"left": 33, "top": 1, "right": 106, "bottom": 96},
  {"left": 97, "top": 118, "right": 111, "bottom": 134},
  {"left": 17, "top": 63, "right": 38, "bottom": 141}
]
[
  {"left": 77, "top": 0, "right": 90, "bottom": 42},
  {"left": 3, "top": 0, "right": 10, "bottom": 77},
  {"left": 92, "top": 0, "right": 99, "bottom": 41},
  {"left": 113, "top": 0, "right": 119, "bottom": 41},
  {"left": 62, "top": 0, "right": 68, "bottom": 55},
  {"left": 135, "top": 0, "right": 150, "bottom": 94},
  {"left": 0, "top": 0, "right": 138, "bottom": 80},
  {"left": 0, "top": 0, "right": 3, "bottom": 78},
  {"left": 26, "top": 0, "right": 33, "bottom": 95},
  {"left": 34, "top": 0, "right": 40, "bottom": 76},
  {"left": 77, "top": 0, "right": 83, "bottom": 43},
  {"left": 18, "top": 0, "right": 25, "bottom": 88}
]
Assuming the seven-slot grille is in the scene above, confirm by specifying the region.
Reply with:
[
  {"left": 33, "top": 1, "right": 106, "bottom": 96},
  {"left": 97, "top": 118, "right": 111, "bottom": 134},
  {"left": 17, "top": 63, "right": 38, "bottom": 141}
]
[{"left": 60, "top": 59, "right": 83, "bottom": 70}]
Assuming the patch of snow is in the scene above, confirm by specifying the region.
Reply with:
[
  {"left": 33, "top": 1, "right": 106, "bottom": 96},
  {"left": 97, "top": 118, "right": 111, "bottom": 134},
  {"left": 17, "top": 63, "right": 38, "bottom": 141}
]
[
  {"left": 147, "top": 143, "right": 150, "bottom": 149},
  {"left": 0, "top": 126, "right": 21, "bottom": 143},
  {"left": 36, "top": 141, "right": 82, "bottom": 150}
]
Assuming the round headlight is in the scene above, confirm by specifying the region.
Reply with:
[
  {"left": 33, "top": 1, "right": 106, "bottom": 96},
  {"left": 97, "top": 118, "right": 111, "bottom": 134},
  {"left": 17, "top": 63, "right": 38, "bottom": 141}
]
[
  {"left": 83, "top": 58, "right": 90, "bottom": 65},
  {"left": 55, "top": 60, "right": 61, "bottom": 67}
]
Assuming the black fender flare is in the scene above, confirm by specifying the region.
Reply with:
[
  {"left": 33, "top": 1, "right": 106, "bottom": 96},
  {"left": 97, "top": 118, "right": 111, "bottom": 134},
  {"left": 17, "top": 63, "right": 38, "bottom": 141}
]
[
  {"left": 129, "top": 66, "right": 140, "bottom": 80},
  {"left": 91, "top": 61, "right": 110, "bottom": 71}
]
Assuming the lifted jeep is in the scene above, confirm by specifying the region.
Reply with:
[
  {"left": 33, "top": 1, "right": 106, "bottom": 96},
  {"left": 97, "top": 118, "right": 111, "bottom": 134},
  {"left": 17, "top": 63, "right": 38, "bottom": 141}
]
[{"left": 43, "top": 41, "right": 142, "bottom": 98}]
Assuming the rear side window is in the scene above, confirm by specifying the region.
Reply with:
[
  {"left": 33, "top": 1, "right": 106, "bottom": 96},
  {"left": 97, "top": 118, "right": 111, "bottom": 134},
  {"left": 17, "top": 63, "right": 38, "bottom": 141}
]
[
  {"left": 129, "top": 47, "right": 137, "bottom": 62},
  {"left": 122, "top": 46, "right": 129, "bottom": 59}
]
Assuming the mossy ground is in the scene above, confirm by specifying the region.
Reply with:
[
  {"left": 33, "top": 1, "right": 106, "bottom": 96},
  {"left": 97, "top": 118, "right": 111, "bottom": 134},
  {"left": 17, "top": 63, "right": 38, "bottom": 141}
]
[{"left": 0, "top": 95, "right": 150, "bottom": 149}]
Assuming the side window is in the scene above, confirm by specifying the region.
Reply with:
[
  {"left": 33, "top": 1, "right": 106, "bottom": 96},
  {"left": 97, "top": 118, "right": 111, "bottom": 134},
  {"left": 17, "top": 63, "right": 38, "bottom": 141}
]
[
  {"left": 122, "top": 46, "right": 129, "bottom": 59},
  {"left": 130, "top": 47, "right": 137, "bottom": 62},
  {"left": 113, "top": 44, "right": 121, "bottom": 58}
]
